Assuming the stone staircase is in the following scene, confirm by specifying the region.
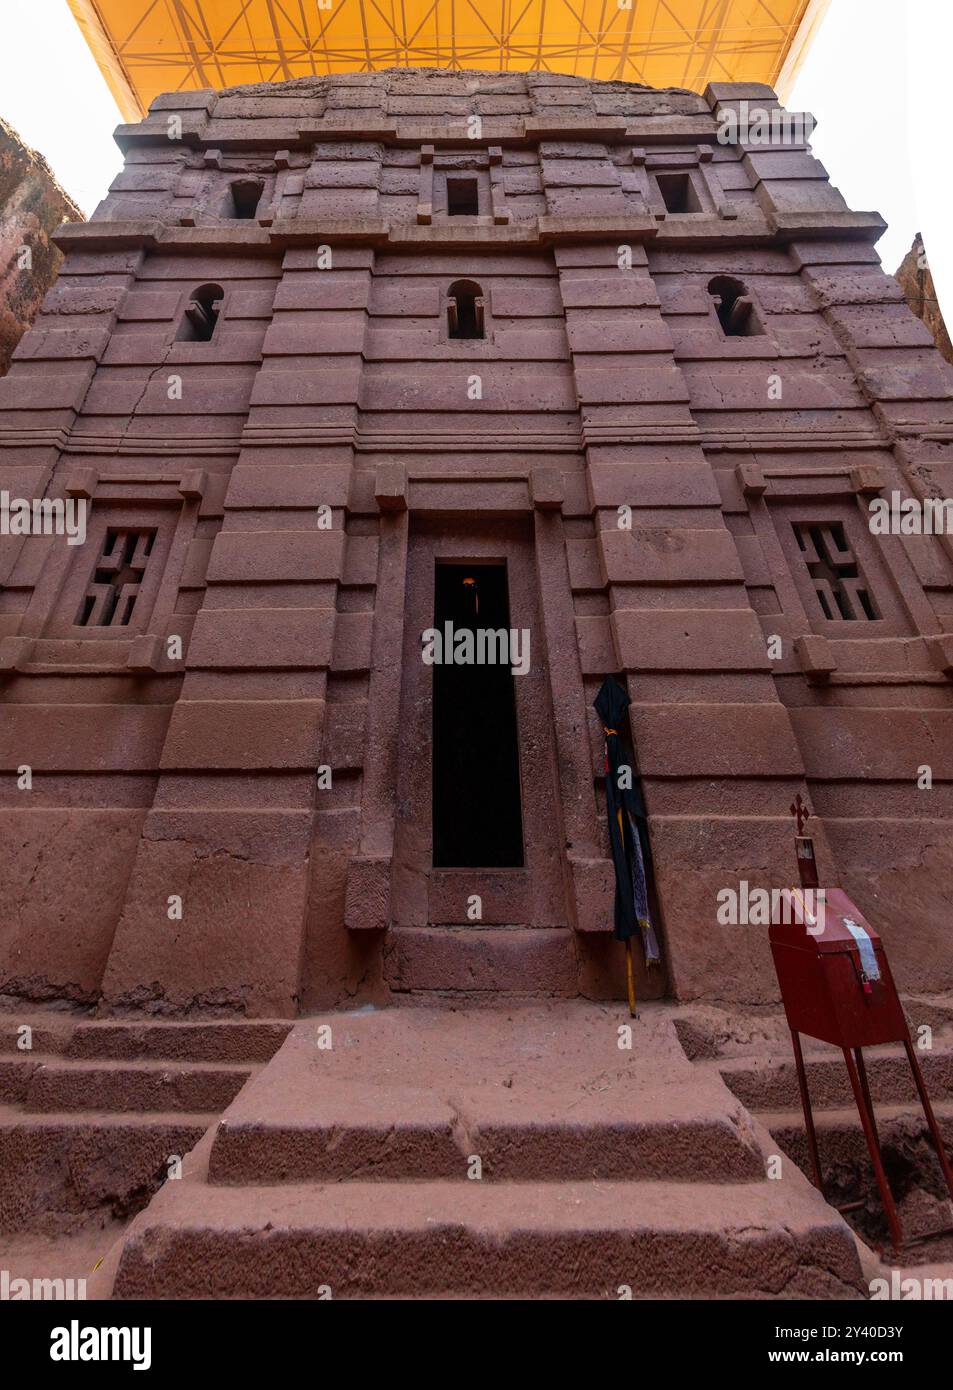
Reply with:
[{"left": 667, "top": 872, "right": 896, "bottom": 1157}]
[
  {"left": 681, "top": 1002, "right": 953, "bottom": 1256},
  {"left": 0, "top": 1011, "right": 290, "bottom": 1237},
  {"left": 92, "top": 1003, "right": 867, "bottom": 1299},
  {"left": 383, "top": 924, "right": 579, "bottom": 997}
]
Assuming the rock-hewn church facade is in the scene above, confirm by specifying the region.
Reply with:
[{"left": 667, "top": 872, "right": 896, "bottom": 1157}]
[{"left": 2, "top": 69, "right": 952, "bottom": 1021}]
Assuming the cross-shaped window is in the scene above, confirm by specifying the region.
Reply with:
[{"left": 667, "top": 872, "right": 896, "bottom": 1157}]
[
  {"left": 78, "top": 528, "right": 156, "bottom": 627},
  {"left": 792, "top": 521, "right": 879, "bottom": 621}
]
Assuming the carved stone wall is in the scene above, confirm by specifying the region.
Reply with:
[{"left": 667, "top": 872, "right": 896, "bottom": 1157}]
[{"left": 1, "top": 70, "right": 952, "bottom": 1017}]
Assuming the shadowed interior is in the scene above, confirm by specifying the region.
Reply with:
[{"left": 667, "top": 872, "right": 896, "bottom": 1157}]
[{"left": 432, "top": 562, "right": 524, "bottom": 868}]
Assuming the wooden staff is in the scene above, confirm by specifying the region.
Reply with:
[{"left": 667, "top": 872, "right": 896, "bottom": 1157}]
[{"left": 625, "top": 938, "right": 637, "bottom": 1018}]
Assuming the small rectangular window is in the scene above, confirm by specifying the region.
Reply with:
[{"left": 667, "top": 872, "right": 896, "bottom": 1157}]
[
  {"left": 656, "top": 171, "right": 702, "bottom": 214},
  {"left": 446, "top": 177, "right": 480, "bottom": 217},
  {"left": 224, "top": 179, "right": 263, "bottom": 219}
]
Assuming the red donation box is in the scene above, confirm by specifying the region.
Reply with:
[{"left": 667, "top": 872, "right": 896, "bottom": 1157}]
[
  {"left": 770, "top": 888, "right": 905, "bottom": 1049},
  {"left": 767, "top": 797, "right": 953, "bottom": 1251}
]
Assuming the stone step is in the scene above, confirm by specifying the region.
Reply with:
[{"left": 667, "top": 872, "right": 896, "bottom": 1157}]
[
  {"left": 0, "top": 1014, "right": 293, "bottom": 1063},
  {"left": 719, "top": 1047, "right": 953, "bottom": 1112},
  {"left": 64, "top": 1020, "right": 292, "bottom": 1063},
  {"left": 0, "top": 1015, "right": 80, "bottom": 1055},
  {"left": 761, "top": 1101, "right": 953, "bottom": 1175},
  {"left": 211, "top": 1105, "right": 763, "bottom": 1185},
  {"left": 0, "top": 1106, "right": 215, "bottom": 1234},
  {"left": 111, "top": 1176, "right": 865, "bottom": 1299},
  {"left": 0, "top": 1222, "right": 124, "bottom": 1297},
  {"left": 0, "top": 1055, "right": 48, "bottom": 1103},
  {"left": 207, "top": 1004, "right": 765, "bottom": 1184},
  {"left": 22, "top": 1060, "right": 255, "bottom": 1114},
  {"left": 383, "top": 925, "right": 577, "bottom": 996}
]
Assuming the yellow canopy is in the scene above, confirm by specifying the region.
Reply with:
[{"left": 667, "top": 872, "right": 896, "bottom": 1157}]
[{"left": 66, "top": 0, "right": 827, "bottom": 122}]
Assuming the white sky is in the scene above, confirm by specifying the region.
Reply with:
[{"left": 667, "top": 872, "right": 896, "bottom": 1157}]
[
  {"left": 0, "top": 0, "right": 950, "bottom": 317},
  {"left": 787, "top": 0, "right": 950, "bottom": 292},
  {"left": 2, "top": 0, "right": 124, "bottom": 217}
]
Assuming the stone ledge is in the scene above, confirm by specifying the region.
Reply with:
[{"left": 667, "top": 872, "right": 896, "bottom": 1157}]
[
  {"left": 769, "top": 209, "right": 888, "bottom": 243},
  {"left": 270, "top": 216, "right": 389, "bottom": 246},
  {"left": 53, "top": 209, "right": 889, "bottom": 256},
  {"left": 52, "top": 220, "right": 160, "bottom": 252},
  {"left": 539, "top": 213, "right": 657, "bottom": 243}
]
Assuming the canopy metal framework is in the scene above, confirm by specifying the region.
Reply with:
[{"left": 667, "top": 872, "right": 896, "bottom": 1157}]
[{"left": 66, "top": 0, "right": 827, "bottom": 121}]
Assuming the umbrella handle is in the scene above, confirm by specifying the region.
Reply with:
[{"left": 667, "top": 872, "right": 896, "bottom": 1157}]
[{"left": 625, "top": 939, "right": 638, "bottom": 1019}]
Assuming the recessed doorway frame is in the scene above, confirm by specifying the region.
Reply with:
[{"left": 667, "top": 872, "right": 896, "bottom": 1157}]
[{"left": 391, "top": 516, "right": 568, "bottom": 929}]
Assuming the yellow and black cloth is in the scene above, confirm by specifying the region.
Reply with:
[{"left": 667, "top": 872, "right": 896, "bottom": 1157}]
[{"left": 594, "top": 675, "right": 661, "bottom": 965}]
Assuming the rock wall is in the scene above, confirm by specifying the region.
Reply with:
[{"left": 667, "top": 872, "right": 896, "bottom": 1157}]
[
  {"left": 1, "top": 70, "right": 952, "bottom": 1016},
  {"left": 895, "top": 232, "right": 953, "bottom": 366},
  {"left": 0, "top": 119, "right": 82, "bottom": 375}
]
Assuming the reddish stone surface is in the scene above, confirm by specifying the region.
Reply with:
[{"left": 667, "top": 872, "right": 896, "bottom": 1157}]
[
  {"left": 895, "top": 233, "right": 953, "bottom": 366},
  {"left": 0, "top": 69, "right": 952, "bottom": 1018},
  {"left": 0, "top": 1010, "right": 288, "bottom": 1236},
  {"left": 688, "top": 998, "right": 953, "bottom": 1260},
  {"left": 96, "top": 1004, "right": 866, "bottom": 1299},
  {"left": 0, "top": 119, "right": 82, "bottom": 376}
]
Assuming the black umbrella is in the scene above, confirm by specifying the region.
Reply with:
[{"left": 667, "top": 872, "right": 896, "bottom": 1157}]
[{"left": 593, "top": 675, "right": 662, "bottom": 1016}]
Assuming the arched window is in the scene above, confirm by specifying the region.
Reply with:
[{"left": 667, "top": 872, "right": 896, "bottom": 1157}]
[
  {"left": 177, "top": 284, "right": 223, "bottom": 342},
  {"left": 223, "top": 178, "right": 263, "bottom": 219},
  {"left": 707, "top": 275, "right": 764, "bottom": 337},
  {"left": 447, "top": 279, "right": 485, "bottom": 340}
]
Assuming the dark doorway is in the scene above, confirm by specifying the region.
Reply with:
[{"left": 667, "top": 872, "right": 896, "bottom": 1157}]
[{"left": 432, "top": 562, "right": 524, "bottom": 867}]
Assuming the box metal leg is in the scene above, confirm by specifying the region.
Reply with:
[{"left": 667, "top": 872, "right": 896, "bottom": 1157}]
[
  {"left": 790, "top": 1028, "right": 824, "bottom": 1192},
  {"left": 843, "top": 1045, "right": 903, "bottom": 1251}
]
